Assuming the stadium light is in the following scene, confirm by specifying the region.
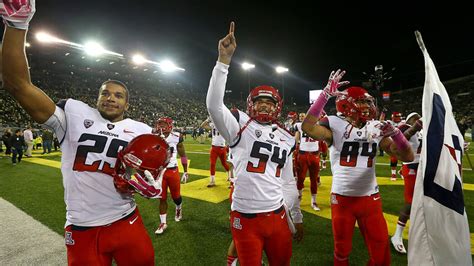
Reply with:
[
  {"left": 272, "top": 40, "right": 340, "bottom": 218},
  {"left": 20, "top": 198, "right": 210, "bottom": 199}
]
[
  {"left": 275, "top": 66, "right": 289, "bottom": 73},
  {"left": 132, "top": 54, "right": 147, "bottom": 65},
  {"left": 159, "top": 60, "right": 185, "bottom": 72},
  {"left": 84, "top": 41, "right": 105, "bottom": 57},
  {"left": 242, "top": 62, "right": 255, "bottom": 70},
  {"left": 36, "top": 32, "right": 60, "bottom": 43}
]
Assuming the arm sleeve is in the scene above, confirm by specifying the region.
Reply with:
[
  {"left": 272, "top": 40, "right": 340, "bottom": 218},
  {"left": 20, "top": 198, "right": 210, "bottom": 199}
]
[
  {"left": 282, "top": 153, "right": 303, "bottom": 223},
  {"left": 206, "top": 62, "right": 240, "bottom": 145},
  {"left": 42, "top": 105, "right": 67, "bottom": 145}
]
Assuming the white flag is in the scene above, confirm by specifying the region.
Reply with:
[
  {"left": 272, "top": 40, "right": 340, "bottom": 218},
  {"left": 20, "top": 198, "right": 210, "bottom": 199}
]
[{"left": 408, "top": 31, "right": 472, "bottom": 266}]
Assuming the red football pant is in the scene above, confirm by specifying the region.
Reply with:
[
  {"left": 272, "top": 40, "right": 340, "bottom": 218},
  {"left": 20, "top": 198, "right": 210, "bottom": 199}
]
[
  {"left": 401, "top": 164, "right": 418, "bottom": 204},
  {"left": 319, "top": 141, "right": 328, "bottom": 154},
  {"left": 161, "top": 167, "right": 181, "bottom": 201},
  {"left": 331, "top": 193, "right": 390, "bottom": 266},
  {"left": 65, "top": 208, "right": 154, "bottom": 266},
  {"left": 210, "top": 145, "right": 230, "bottom": 175},
  {"left": 296, "top": 152, "right": 320, "bottom": 194},
  {"left": 230, "top": 208, "right": 292, "bottom": 266}
]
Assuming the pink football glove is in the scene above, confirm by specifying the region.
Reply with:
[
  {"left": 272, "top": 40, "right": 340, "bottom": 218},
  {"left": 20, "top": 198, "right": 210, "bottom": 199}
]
[
  {"left": 322, "top": 69, "right": 350, "bottom": 99},
  {"left": 128, "top": 170, "right": 163, "bottom": 199},
  {"left": 380, "top": 121, "right": 399, "bottom": 138},
  {"left": 0, "top": 0, "right": 35, "bottom": 30}
]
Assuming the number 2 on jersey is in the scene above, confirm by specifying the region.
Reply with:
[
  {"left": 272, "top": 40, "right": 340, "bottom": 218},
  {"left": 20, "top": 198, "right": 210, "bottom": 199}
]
[{"left": 73, "top": 133, "right": 128, "bottom": 175}]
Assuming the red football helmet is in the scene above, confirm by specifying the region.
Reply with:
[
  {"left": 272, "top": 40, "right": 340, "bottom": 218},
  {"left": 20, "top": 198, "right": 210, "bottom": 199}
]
[
  {"left": 336, "top": 86, "right": 377, "bottom": 125},
  {"left": 115, "top": 134, "right": 171, "bottom": 182},
  {"left": 155, "top": 117, "right": 174, "bottom": 135},
  {"left": 287, "top": 111, "right": 297, "bottom": 122},
  {"left": 391, "top": 112, "right": 402, "bottom": 123},
  {"left": 247, "top": 85, "right": 283, "bottom": 123}
]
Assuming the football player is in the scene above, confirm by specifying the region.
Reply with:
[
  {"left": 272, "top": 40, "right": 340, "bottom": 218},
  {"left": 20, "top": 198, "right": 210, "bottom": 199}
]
[
  {"left": 285, "top": 111, "right": 298, "bottom": 133},
  {"left": 294, "top": 112, "right": 322, "bottom": 211},
  {"left": 207, "top": 22, "right": 301, "bottom": 265},
  {"left": 391, "top": 112, "right": 423, "bottom": 254},
  {"left": 154, "top": 117, "right": 189, "bottom": 234},
  {"left": 200, "top": 117, "right": 230, "bottom": 187},
  {"left": 302, "top": 76, "right": 414, "bottom": 265},
  {"left": 389, "top": 112, "right": 403, "bottom": 180},
  {"left": 1, "top": 2, "right": 163, "bottom": 264}
]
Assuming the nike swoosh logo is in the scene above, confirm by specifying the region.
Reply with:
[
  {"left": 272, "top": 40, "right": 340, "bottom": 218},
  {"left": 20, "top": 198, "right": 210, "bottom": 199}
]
[
  {"left": 123, "top": 129, "right": 135, "bottom": 134},
  {"left": 281, "top": 213, "right": 286, "bottom": 219},
  {"left": 129, "top": 216, "right": 139, "bottom": 224},
  {"left": 373, "top": 197, "right": 380, "bottom": 201}
]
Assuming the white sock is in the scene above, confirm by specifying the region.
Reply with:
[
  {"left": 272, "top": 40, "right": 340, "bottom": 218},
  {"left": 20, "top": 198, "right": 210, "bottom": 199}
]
[
  {"left": 176, "top": 204, "right": 182, "bottom": 210},
  {"left": 391, "top": 169, "right": 396, "bottom": 175},
  {"left": 210, "top": 175, "right": 215, "bottom": 182},
  {"left": 394, "top": 223, "right": 405, "bottom": 239},
  {"left": 160, "top": 214, "right": 167, "bottom": 224},
  {"left": 311, "top": 194, "right": 317, "bottom": 203}
]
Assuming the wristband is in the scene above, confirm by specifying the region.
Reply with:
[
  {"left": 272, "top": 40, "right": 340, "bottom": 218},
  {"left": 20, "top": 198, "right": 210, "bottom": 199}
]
[
  {"left": 307, "top": 92, "right": 328, "bottom": 118},
  {"left": 391, "top": 130, "right": 410, "bottom": 151}
]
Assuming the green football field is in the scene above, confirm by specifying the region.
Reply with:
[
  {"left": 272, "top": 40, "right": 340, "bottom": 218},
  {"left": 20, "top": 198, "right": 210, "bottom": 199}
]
[{"left": 0, "top": 137, "right": 473, "bottom": 265}]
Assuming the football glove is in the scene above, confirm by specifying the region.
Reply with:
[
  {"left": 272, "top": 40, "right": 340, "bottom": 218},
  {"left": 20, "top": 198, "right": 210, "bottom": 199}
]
[
  {"left": 181, "top": 172, "right": 189, "bottom": 183},
  {"left": 0, "top": 0, "right": 35, "bottom": 30},
  {"left": 128, "top": 170, "right": 163, "bottom": 199}
]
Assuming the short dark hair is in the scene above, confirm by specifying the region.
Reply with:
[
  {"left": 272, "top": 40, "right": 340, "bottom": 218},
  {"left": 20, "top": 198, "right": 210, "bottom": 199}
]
[{"left": 100, "top": 80, "right": 129, "bottom": 102}]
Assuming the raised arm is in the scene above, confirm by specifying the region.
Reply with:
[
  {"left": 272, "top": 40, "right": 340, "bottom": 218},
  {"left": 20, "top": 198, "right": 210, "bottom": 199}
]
[
  {"left": 302, "top": 70, "right": 349, "bottom": 145},
  {"left": 379, "top": 122, "right": 414, "bottom": 162},
  {"left": 206, "top": 22, "right": 240, "bottom": 144},
  {"left": 200, "top": 118, "right": 211, "bottom": 130},
  {"left": 2, "top": 2, "right": 56, "bottom": 123}
]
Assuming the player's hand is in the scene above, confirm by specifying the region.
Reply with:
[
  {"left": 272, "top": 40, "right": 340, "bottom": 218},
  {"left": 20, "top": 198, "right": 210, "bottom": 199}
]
[
  {"left": 218, "top": 21, "right": 236, "bottom": 65},
  {"left": 322, "top": 69, "right": 349, "bottom": 99},
  {"left": 0, "top": 0, "right": 35, "bottom": 30},
  {"left": 128, "top": 170, "right": 163, "bottom": 198},
  {"left": 181, "top": 172, "right": 189, "bottom": 183},
  {"left": 112, "top": 173, "right": 134, "bottom": 194},
  {"left": 378, "top": 121, "right": 400, "bottom": 138},
  {"left": 294, "top": 223, "right": 304, "bottom": 242}
]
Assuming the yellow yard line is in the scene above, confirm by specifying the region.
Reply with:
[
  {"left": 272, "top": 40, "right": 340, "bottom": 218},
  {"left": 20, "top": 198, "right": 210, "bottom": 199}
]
[{"left": 24, "top": 157, "right": 474, "bottom": 252}]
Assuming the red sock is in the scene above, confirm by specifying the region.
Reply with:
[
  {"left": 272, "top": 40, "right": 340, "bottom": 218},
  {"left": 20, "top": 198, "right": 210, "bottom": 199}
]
[{"left": 227, "top": 255, "right": 237, "bottom": 266}]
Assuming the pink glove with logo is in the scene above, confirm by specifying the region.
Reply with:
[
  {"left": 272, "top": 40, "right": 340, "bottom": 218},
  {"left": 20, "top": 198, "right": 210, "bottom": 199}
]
[
  {"left": 0, "top": 0, "right": 35, "bottom": 30},
  {"left": 380, "top": 121, "right": 410, "bottom": 150},
  {"left": 128, "top": 170, "right": 163, "bottom": 199},
  {"left": 307, "top": 69, "right": 349, "bottom": 118}
]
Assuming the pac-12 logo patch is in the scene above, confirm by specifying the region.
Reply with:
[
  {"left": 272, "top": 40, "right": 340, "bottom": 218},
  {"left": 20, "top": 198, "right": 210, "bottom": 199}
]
[
  {"left": 65, "top": 231, "right": 75, "bottom": 245},
  {"left": 255, "top": 130, "right": 262, "bottom": 138},
  {"left": 84, "top": 119, "right": 94, "bottom": 129},
  {"left": 107, "top": 124, "right": 115, "bottom": 130},
  {"left": 356, "top": 131, "right": 362, "bottom": 136},
  {"left": 233, "top": 217, "right": 242, "bottom": 230}
]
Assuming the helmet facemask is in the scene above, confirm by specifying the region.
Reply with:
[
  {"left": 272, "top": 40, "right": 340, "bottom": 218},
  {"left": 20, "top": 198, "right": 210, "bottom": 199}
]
[{"left": 247, "top": 86, "right": 282, "bottom": 123}]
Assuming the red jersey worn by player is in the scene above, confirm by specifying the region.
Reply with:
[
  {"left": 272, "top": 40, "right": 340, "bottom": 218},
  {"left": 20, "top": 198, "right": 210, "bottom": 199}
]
[
  {"left": 303, "top": 79, "right": 415, "bottom": 265},
  {"left": 391, "top": 112, "right": 423, "bottom": 254},
  {"left": 200, "top": 117, "right": 230, "bottom": 187},
  {"left": 154, "top": 117, "right": 189, "bottom": 234},
  {"left": 389, "top": 112, "right": 403, "bottom": 180},
  {"left": 207, "top": 23, "right": 301, "bottom": 266},
  {"left": 294, "top": 119, "right": 321, "bottom": 211}
]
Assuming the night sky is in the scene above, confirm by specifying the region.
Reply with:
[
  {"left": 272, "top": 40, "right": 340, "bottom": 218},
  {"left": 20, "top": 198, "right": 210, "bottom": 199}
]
[{"left": 27, "top": 1, "right": 474, "bottom": 104}]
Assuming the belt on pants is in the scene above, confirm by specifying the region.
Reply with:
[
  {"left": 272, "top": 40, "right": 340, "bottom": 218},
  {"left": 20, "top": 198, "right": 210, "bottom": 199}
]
[
  {"left": 237, "top": 205, "right": 285, "bottom": 219},
  {"left": 70, "top": 209, "right": 137, "bottom": 231}
]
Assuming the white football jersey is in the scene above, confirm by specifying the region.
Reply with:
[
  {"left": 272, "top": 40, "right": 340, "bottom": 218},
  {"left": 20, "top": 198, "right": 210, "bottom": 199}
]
[
  {"left": 294, "top": 122, "right": 319, "bottom": 152},
  {"left": 324, "top": 116, "right": 381, "bottom": 196},
  {"left": 399, "top": 123, "right": 422, "bottom": 165},
  {"left": 230, "top": 111, "right": 296, "bottom": 213},
  {"left": 164, "top": 132, "right": 182, "bottom": 168},
  {"left": 43, "top": 99, "right": 152, "bottom": 227},
  {"left": 209, "top": 122, "right": 226, "bottom": 147}
]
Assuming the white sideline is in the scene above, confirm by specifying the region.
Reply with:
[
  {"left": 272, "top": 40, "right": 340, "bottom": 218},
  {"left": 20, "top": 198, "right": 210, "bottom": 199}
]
[{"left": 0, "top": 197, "right": 67, "bottom": 265}]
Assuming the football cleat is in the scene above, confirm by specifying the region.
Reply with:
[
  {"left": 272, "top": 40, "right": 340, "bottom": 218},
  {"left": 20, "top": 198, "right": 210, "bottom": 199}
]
[
  {"left": 155, "top": 223, "right": 168, "bottom": 234},
  {"left": 391, "top": 236, "right": 407, "bottom": 254},
  {"left": 175, "top": 208, "right": 182, "bottom": 222},
  {"left": 207, "top": 181, "right": 216, "bottom": 188},
  {"left": 311, "top": 202, "right": 320, "bottom": 211},
  {"left": 321, "top": 160, "right": 327, "bottom": 169},
  {"left": 391, "top": 174, "right": 397, "bottom": 181}
]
